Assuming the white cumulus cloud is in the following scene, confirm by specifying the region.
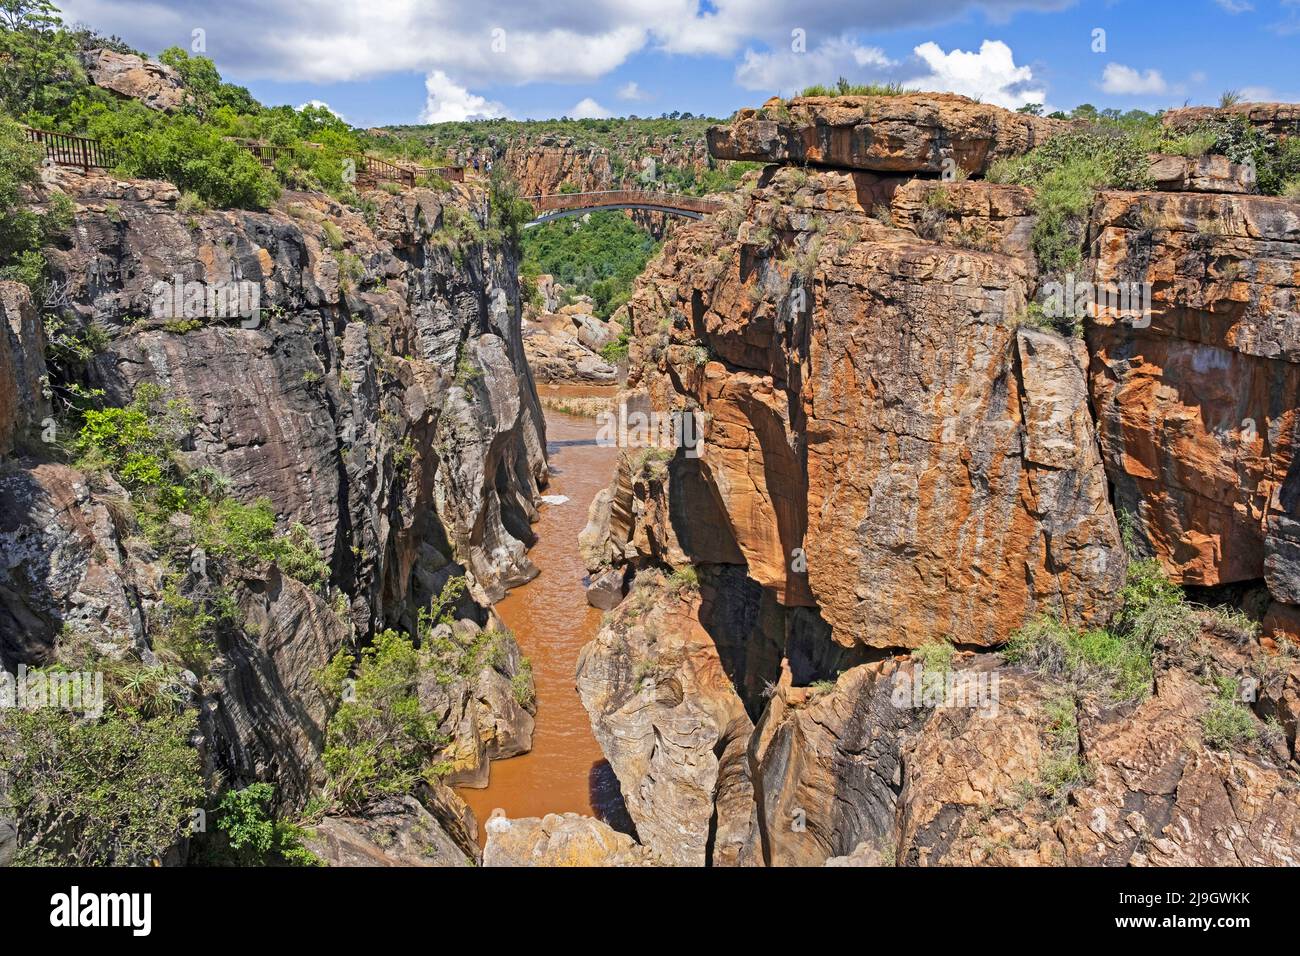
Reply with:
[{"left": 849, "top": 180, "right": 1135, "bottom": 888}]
[
  {"left": 735, "top": 37, "right": 896, "bottom": 94},
  {"left": 617, "top": 81, "right": 649, "bottom": 101},
  {"left": 905, "top": 40, "right": 1044, "bottom": 109},
  {"left": 570, "top": 96, "right": 613, "bottom": 119},
  {"left": 297, "top": 99, "right": 343, "bottom": 119},
  {"left": 1099, "top": 63, "right": 1169, "bottom": 95},
  {"left": 420, "top": 71, "right": 510, "bottom": 122}
]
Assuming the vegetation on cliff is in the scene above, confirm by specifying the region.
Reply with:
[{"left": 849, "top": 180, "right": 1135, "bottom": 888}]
[
  {"left": 521, "top": 210, "right": 660, "bottom": 318},
  {"left": 989, "top": 107, "right": 1300, "bottom": 278},
  {"left": 0, "top": 1, "right": 449, "bottom": 212}
]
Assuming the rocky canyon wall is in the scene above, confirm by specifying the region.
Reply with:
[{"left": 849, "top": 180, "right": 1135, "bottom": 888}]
[
  {"left": 553, "top": 93, "right": 1300, "bottom": 867},
  {"left": 0, "top": 166, "right": 546, "bottom": 862}
]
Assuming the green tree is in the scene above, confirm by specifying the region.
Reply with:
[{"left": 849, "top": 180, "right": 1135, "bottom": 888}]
[{"left": 0, "top": 0, "right": 82, "bottom": 118}]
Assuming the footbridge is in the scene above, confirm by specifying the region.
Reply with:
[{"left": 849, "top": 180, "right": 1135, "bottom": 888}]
[{"left": 524, "top": 189, "right": 722, "bottom": 227}]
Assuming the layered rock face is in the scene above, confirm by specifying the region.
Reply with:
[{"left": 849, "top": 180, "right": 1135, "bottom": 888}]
[
  {"left": 708, "top": 93, "right": 1063, "bottom": 175},
  {"left": 1, "top": 167, "right": 545, "bottom": 843},
  {"left": 1085, "top": 191, "right": 1300, "bottom": 614},
  {"left": 573, "top": 93, "right": 1300, "bottom": 866},
  {"left": 1162, "top": 101, "right": 1300, "bottom": 139},
  {"left": 605, "top": 161, "right": 1124, "bottom": 649}
]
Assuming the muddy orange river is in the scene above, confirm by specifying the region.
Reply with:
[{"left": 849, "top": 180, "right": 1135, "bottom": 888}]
[{"left": 457, "top": 388, "right": 629, "bottom": 843}]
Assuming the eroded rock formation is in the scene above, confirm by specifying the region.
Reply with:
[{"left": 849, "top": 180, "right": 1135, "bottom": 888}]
[
  {"left": 574, "top": 93, "right": 1300, "bottom": 866},
  {"left": 0, "top": 165, "right": 547, "bottom": 852}
]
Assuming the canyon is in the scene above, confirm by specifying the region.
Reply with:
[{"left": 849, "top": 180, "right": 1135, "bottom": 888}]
[{"left": 2, "top": 52, "right": 1298, "bottom": 868}]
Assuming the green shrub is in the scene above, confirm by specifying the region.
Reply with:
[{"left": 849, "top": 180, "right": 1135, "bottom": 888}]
[
  {"left": 511, "top": 658, "right": 535, "bottom": 707},
  {"left": 668, "top": 565, "right": 700, "bottom": 591},
  {"left": 1003, "top": 616, "right": 1153, "bottom": 702},
  {"left": 0, "top": 704, "right": 204, "bottom": 865},
  {"left": 75, "top": 382, "right": 192, "bottom": 511},
  {"left": 321, "top": 220, "right": 345, "bottom": 250},
  {"left": 1201, "top": 679, "right": 1258, "bottom": 751},
  {"left": 913, "top": 638, "right": 956, "bottom": 674},
  {"left": 799, "top": 78, "right": 914, "bottom": 97},
  {"left": 316, "top": 629, "right": 451, "bottom": 814},
  {"left": 208, "top": 783, "right": 321, "bottom": 866},
  {"left": 194, "top": 497, "right": 330, "bottom": 587},
  {"left": 0, "top": 115, "right": 75, "bottom": 300}
]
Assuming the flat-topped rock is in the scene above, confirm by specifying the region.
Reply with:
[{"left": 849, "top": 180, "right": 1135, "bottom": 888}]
[
  {"left": 1162, "top": 101, "right": 1300, "bottom": 139},
  {"left": 707, "top": 92, "right": 1064, "bottom": 174},
  {"left": 1147, "top": 153, "right": 1257, "bottom": 193}
]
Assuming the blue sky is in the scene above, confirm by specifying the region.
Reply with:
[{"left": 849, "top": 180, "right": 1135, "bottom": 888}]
[{"left": 58, "top": 0, "right": 1300, "bottom": 126}]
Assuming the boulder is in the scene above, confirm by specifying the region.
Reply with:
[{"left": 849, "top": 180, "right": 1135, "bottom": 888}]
[
  {"left": 483, "top": 812, "right": 663, "bottom": 866},
  {"left": 1147, "top": 153, "right": 1256, "bottom": 193},
  {"left": 521, "top": 321, "right": 617, "bottom": 384},
  {"left": 574, "top": 313, "right": 618, "bottom": 352},
  {"left": 576, "top": 571, "right": 779, "bottom": 865},
  {"left": 584, "top": 566, "right": 625, "bottom": 610},
  {"left": 304, "top": 790, "right": 479, "bottom": 866},
  {"left": 79, "top": 49, "right": 186, "bottom": 113},
  {"left": 416, "top": 620, "right": 535, "bottom": 788}
]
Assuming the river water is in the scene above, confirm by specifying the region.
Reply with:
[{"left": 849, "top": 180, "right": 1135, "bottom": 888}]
[{"left": 457, "top": 389, "right": 629, "bottom": 841}]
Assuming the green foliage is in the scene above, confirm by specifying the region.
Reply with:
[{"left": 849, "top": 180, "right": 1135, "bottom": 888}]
[
  {"left": 74, "top": 382, "right": 192, "bottom": 511},
  {"left": 0, "top": 703, "right": 203, "bottom": 865},
  {"left": 521, "top": 210, "right": 660, "bottom": 319},
  {"left": 989, "top": 129, "right": 1152, "bottom": 275},
  {"left": 0, "top": 0, "right": 82, "bottom": 118},
  {"left": 1004, "top": 615, "right": 1153, "bottom": 703},
  {"left": 1117, "top": 558, "right": 1201, "bottom": 651},
  {"left": 667, "top": 565, "right": 700, "bottom": 591},
  {"left": 321, "top": 220, "right": 344, "bottom": 250},
  {"left": 157, "top": 46, "right": 259, "bottom": 116},
  {"left": 74, "top": 384, "right": 330, "bottom": 588},
  {"left": 0, "top": 114, "right": 74, "bottom": 299},
  {"left": 488, "top": 166, "right": 534, "bottom": 247},
  {"left": 155, "top": 573, "right": 234, "bottom": 674},
  {"left": 913, "top": 638, "right": 956, "bottom": 674},
  {"left": 106, "top": 111, "right": 280, "bottom": 209},
  {"left": 194, "top": 497, "right": 330, "bottom": 587},
  {"left": 600, "top": 317, "right": 631, "bottom": 362},
  {"left": 316, "top": 629, "right": 452, "bottom": 814},
  {"left": 1200, "top": 679, "right": 1258, "bottom": 751},
  {"left": 1003, "top": 559, "right": 1203, "bottom": 703},
  {"left": 209, "top": 784, "right": 321, "bottom": 866},
  {"left": 511, "top": 658, "right": 535, "bottom": 707}
]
